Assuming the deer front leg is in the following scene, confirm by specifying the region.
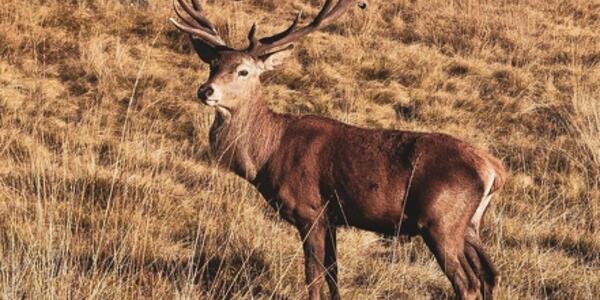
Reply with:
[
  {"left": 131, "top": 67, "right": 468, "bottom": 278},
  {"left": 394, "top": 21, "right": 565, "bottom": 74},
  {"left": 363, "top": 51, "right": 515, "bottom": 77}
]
[{"left": 298, "top": 219, "right": 328, "bottom": 300}]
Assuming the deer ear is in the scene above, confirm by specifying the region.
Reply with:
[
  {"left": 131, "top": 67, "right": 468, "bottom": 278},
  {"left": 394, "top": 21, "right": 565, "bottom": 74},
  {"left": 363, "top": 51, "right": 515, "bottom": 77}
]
[
  {"left": 191, "top": 38, "right": 233, "bottom": 64},
  {"left": 259, "top": 45, "right": 294, "bottom": 71},
  {"left": 191, "top": 39, "right": 219, "bottom": 64}
]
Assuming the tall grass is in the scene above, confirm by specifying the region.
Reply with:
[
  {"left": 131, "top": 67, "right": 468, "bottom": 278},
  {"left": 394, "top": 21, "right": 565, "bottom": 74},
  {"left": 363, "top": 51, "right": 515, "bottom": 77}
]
[{"left": 0, "top": 0, "right": 599, "bottom": 298}]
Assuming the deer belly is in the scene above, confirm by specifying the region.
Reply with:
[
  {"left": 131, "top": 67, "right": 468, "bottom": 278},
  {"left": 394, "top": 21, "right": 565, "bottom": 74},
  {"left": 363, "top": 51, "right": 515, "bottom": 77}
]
[{"left": 333, "top": 192, "right": 414, "bottom": 236}]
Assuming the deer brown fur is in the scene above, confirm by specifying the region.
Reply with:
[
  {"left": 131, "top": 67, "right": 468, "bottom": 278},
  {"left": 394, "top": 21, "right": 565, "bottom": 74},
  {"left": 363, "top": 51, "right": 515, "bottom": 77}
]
[{"left": 170, "top": 1, "right": 507, "bottom": 299}]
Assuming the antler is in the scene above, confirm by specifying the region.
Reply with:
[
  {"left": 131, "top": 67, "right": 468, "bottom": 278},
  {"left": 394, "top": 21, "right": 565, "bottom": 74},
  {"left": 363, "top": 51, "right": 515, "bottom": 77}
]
[
  {"left": 247, "top": 0, "right": 367, "bottom": 56},
  {"left": 170, "top": 0, "right": 227, "bottom": 48}
]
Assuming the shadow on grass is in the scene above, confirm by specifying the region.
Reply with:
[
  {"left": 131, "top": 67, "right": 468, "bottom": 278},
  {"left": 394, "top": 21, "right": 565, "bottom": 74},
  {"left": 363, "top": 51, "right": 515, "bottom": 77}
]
[
  {"left": 540, "top": 233, "right": 600, "bottom": 267},
  {"left": 59, "top": 248, "right": 290, "bottom": 299}
]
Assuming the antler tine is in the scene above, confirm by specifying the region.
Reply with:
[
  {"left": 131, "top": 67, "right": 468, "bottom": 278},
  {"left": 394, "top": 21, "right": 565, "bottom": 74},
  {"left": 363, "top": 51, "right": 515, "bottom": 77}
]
[
  {"left": 176, "top": 0, "right": 217, "bottom": 34},
  {"left": 170, "top": 17, "right": 225, "bottom": 46},
  {"left": 311, "top": 0, "right": 336, "bottom": 27},
  {"left": 174, "top": 2, "right": 203, "bottom": 30},
  {"left": 191, "top": 0, "right": 202, "bottom": 11},
  {"left": 170, "top": 0, "right": 226, "bottom": 47},
  {"left": 247, "top": 24, "right": 259, "bottom": 52},
  {"left": 260, "top": 11, "right": 302, "bottom": 45},
  {"left": 247, "top": 11, "right": 302, "bottom": 53},
  {"left": 317, "top": 0, "right": 357, "bottom": 27},
  {"left": 247, "top": 0, "right": 364, "bottom": 56}
]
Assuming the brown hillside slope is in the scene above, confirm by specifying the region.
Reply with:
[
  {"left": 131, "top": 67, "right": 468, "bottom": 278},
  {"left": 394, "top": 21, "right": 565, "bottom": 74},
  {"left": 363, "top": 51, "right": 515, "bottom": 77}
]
[{"left": 0, "top": 0, "right": 598, "bottom": 298}]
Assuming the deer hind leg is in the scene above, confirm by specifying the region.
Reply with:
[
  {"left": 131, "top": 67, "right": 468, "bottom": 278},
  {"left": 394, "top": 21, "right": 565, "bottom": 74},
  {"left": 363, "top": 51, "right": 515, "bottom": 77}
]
[
  {"left": 466, "top": 174, "right": 500, "bottom": 298},
  {"left": 422, "top": 224, "right": 481, "bottom": 300},
  {"left": 465, "top": 228, "right": 500, "bottom": 299}
]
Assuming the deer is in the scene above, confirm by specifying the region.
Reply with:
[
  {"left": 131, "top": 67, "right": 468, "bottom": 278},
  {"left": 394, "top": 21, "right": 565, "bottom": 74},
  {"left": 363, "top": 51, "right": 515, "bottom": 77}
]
[{"left": 170, "top": 1, "right": 507, "bottom": 299}]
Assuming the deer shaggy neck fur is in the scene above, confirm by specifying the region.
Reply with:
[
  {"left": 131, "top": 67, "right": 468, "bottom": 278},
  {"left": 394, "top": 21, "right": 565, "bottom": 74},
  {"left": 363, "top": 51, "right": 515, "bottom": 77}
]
[{"left": 209, "top": 95, "right": 285, "bottom": 180}]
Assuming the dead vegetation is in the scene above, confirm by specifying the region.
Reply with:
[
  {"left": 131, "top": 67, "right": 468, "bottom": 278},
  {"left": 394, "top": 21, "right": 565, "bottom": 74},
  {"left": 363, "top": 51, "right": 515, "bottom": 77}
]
[{"left": 0, "top": 0, "right": 598, "bottom": 299}]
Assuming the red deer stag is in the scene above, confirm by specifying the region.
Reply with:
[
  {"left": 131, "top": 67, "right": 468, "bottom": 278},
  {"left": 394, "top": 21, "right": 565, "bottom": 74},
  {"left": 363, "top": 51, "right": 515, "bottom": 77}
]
[{"left": 170, "top": 0, "right": 506, "bottom": 299}]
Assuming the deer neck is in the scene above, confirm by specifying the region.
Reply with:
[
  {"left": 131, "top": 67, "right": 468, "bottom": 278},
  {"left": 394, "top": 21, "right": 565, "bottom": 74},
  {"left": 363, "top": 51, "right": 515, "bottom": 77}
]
[{"left": 209, "top": 95, "right": 284, "bottom": 181}]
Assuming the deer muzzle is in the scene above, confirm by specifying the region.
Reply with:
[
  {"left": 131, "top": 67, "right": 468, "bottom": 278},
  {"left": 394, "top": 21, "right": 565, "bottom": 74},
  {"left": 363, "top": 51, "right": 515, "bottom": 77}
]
[{"left": 197, "top": 84, "right": 221, "bottom": 106}]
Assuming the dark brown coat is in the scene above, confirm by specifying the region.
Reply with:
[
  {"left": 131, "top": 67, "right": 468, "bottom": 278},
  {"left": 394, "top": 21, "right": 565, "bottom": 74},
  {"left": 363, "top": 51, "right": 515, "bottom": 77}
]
[{"left": 210, "top": 98, "right": 506, "bottom": 300}]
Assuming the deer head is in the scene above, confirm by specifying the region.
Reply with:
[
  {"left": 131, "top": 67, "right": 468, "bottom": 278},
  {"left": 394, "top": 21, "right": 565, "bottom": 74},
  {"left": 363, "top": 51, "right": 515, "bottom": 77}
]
[{"left": 170, "top": 0, "right": 366, "bottom": 113}]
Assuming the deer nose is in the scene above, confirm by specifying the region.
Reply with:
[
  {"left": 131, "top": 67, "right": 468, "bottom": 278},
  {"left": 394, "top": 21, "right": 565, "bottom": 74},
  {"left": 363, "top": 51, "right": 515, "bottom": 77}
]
[{"left": 197, "top": 85, "right": 214, "bottom": 101}]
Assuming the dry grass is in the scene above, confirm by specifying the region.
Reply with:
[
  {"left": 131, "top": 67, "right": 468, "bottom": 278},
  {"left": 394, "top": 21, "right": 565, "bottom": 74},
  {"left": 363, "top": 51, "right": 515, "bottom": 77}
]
[{"left": 0, "top": 0, "right": 599, "bottom": 299}]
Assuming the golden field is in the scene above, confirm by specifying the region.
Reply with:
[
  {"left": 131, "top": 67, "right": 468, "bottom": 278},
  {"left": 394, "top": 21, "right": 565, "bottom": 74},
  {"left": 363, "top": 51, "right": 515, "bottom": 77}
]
[{"left": 0, "top": 0, "right": 599, "bottom": 298}]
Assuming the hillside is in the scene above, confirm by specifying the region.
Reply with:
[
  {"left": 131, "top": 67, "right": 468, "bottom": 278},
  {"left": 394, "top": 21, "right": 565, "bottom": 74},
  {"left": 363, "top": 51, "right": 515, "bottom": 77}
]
[{"left": 0, "top": 0, "right": 599, "bottom": 298}]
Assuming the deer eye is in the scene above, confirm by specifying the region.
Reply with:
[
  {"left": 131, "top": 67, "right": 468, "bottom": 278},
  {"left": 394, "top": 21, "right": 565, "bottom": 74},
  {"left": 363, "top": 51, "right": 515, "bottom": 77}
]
[{"left": 238, "top": 70, "right": 249, "bottom": 77}]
